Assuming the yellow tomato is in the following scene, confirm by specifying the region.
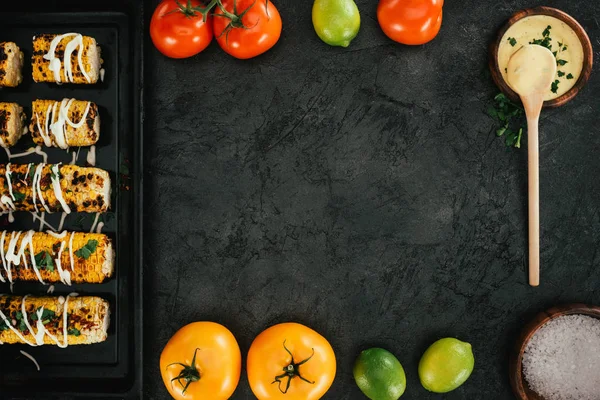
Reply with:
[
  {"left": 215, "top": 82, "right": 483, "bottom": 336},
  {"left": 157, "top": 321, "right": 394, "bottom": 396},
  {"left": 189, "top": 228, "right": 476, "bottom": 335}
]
[
  {"left": 247, "top": 323, "right": 336, "bottom": 400},
  {"left": 160, "top": 322, "right": 241, "bottom": 400}
]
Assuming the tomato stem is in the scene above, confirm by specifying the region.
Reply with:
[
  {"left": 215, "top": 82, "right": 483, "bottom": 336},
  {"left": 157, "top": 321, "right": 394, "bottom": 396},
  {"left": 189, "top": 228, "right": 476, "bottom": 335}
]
[
  {"left": 271, "top": 340, "right": 315, "bottom": 394},
  {"left": 166, "top": 348, "right": 202, "bottom": 395}
]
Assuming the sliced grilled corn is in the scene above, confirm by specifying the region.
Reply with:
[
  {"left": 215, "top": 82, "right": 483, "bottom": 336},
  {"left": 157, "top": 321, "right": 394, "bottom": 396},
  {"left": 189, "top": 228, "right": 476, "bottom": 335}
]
[
  {"left": 0, "top": 295, "right": 109, "bottom": 346},
  {"left": 0, "top": 163, "right": 111, "bottom": 214},
  {"left": 30, "top": 99, "right": 100, "bottom": 148},
  {"left": 32, "top": 34, "right": 102, "bottom": 84},
  {"left": 0, "top": 102, "right": 27, "bottom": 148},
  {"left": 0, "top": 231, "right": 113, "bottom": 285},
  {"left": 0, "top": 42, "right": 24, "bottom": 87}
]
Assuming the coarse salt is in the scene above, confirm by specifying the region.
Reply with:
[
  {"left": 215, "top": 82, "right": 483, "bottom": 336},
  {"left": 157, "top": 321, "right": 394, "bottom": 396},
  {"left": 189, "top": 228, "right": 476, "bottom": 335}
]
[{"left": 522, "top": 314, "right": 600, "bottom": 400}]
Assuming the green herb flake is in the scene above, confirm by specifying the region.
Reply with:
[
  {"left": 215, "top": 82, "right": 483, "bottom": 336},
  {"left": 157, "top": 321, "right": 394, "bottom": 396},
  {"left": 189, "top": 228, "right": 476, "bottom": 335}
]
[
  {"left": 508, "top": 37, "right": 517, "bottom": 46},
  {"left": 489, "top": 93, "right": 526, "bottom": 149},
  {"left": 68, "top": 328, "right": 81, "bottom": 336},
  {"left": 30, "top": 308, "right": 56, "bottom": 325},
  {"left": 557, "top": 59, "right": 568, "bottom": 66},
  {"left": 557, "top": 71, "right": 565, "bottom": 77},
  {"left": 0, "top": 318, "right": 8, "bottom": 331},
  {"left": 15, "top": 311, "right": 28, "bottom": 332},
  {"left": 567, "top": 73, "right": 574, "bottom": 80},
  {"left": 75, "top": 239, "right": 99, "bottom": 260},
  {"left": 13, "top": 192, "right": 25, "bottom": 202},
  {"left": 542, "top": 25, "right": 552, "bottom": 37},
  {"left": 34, "top": 250, "right": 55, "bottom": 272},
  {"left": 551, "top": 80, "right": 560, "bottom": 94}
]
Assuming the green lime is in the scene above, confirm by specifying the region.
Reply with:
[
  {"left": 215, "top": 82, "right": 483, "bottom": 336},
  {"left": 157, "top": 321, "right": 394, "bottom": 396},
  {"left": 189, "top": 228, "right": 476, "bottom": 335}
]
[
  {"left": 312, "top": 0, "right": 360, "bottom": 47},
  {"left": 418, "top": 338, "right": 474, "bottom": 393},
  {"left": 353, "top": 348, "right": 406, "bottom": 400}
]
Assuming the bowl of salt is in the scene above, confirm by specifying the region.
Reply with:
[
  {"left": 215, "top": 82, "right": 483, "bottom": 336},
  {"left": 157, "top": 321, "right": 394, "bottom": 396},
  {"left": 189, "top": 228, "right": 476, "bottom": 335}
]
[{"left": 510, "top": 304, "right": 600, "bottom": 400}]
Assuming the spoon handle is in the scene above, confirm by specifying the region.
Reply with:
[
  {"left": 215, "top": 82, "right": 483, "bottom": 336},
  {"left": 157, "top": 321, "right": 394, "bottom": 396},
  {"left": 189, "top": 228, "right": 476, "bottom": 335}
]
[{"left": 527, "top": 114, "right": 540, "bottom": 287}]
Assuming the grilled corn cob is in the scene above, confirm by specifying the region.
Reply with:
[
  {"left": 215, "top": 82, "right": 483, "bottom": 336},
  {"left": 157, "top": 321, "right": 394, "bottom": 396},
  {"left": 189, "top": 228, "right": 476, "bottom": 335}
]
[
  {"left": 30, "top": 99, "right": 100, "bottom": 148},
  {"left": 0, "top": 231, "right": 113, "bottom": 285},
  {"left": 0, "top": 42, "right": 24, "bottom": 87},
  {"left": 32, "top": 33, "right": 102, "bottom": 84},
  {"left": 0, "top": 295, "right": 109, "bottom": 346},
  {"left": 0, "top": 163, "right": 111, "bottom": 214},
  {"left": 0, "top": 103, "right": 27, "bottom": 148}
]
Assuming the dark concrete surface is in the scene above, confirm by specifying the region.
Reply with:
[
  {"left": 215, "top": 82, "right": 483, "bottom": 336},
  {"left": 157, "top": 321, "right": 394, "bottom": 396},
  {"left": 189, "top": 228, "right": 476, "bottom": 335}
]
[{"left": 143, "top": 0, "right": 600, "bottom": 398}]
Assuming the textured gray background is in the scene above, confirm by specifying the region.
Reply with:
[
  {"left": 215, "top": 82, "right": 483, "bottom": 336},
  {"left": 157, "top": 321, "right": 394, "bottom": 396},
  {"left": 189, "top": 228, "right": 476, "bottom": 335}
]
[{"left": 143, "top": 0, "right": 600, "bottom": 398}]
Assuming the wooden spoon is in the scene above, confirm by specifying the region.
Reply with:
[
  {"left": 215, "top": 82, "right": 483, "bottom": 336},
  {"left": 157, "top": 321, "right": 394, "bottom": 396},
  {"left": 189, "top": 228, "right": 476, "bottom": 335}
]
[{"left": 506, "top": 45, "right": 557, "bottom": 287}]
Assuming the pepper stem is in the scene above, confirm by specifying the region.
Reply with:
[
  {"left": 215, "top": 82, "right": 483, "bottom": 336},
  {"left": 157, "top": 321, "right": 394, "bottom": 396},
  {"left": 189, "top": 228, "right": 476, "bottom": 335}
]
[
  {"left": 166, "top": 348, "right": 201, "bottom": 395},
  {"left": 271, "top": 340, "right": 316, "bottom": 394}
]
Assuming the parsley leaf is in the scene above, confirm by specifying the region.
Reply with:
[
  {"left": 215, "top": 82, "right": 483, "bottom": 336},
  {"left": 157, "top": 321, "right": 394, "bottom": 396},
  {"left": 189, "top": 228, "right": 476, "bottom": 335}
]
[
  {"left": 489, "top": 93, "right": 526, "bottom": 149},
  {"left": 566, "top": 73, "right": 574, "bottom": 80},
  {"left": 68, "top": 328, "right": 81, "bottom": 336},
  {"left": 15, "top": 311, "right": 28, "bottom": 332},
  {"left": 34, "top": 251, "right": 55, "bottom": 272},
  {"left": 75, "top": 240, "right": 99, "bottom": 260},
  {"left": 542, "top": 25, "right": 552, "bottom": 37},
  {"left": 13, "top": 192, "right": 25, "bottom": 202},
  {"left": 508, "top": 37, "right": 517, "bottom": 46},
  {"left": 30, "top": 308, "right": 56, "bottom": 325},
  {"left": 551, "top": 80, "right": 560, "bottom": 93},
  {"left": 0, "top": 318, "right": 8, "bottom": 331},
  {"left": 557, "top": 70, "right": 565, "bottom": 77},
  {"left": 557, "top": 59, "right": 568, "bottom": 66}
]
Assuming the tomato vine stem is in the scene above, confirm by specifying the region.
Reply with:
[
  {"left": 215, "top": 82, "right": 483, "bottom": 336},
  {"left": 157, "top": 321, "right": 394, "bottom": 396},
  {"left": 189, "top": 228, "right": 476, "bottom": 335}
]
[
  {"left": 272, "top": 340, "right": 315, "bottom": 394},
  {"left": 166, "top": 348, "right": 202, "bottom": 395}
]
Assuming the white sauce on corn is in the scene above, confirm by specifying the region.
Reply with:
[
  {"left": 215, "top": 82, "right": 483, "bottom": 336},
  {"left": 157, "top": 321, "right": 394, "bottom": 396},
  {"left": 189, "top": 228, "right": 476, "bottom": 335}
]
[
  {"left": 36, "top": 100, "right": 91, "bottom": 149},
  {"left": 96, "top": 222, "right": 104, "bottom": 234},
  {"left": 51, "top": 164, "right": 71, "bottom": 213},
  {"left": 44, "top": 33, "right": 91, "bottom": 84},
  {"left": 5, "top": 163, "right": 15, "bottom": 201},
  {"left": 0, "top": 293, "right": 76, "bottom": 348},
  {"left": 100, "top": 68, "right": 105, "bottom": 82}
]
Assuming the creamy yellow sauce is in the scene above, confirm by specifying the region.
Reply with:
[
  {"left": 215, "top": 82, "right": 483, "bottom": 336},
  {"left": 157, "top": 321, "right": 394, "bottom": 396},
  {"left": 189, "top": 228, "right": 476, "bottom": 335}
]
[{"left": 498, "top": 15, "right": 584, "bottom": 100}]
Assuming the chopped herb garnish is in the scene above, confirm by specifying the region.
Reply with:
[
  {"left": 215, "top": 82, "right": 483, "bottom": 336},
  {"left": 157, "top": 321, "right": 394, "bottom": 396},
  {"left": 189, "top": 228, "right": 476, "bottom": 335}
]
[
  {"left": 557, "top": 59, "right": 568, "bottom": 66},
  {"left": 34, "top": 250, "right": 55, "bottom": 272},
  {"left": 567, "top": 73, "right": 574, "bottom": 79},
  {"left": 0, "top": 318, "right": 8, "bottom": 331},
  {"left": 28, "top": 165, "right": 35, "bottom": 181},
  {"left": 488, "top": 93, "right": 526, "bottom": 149},
  {"left": 68, "top": 328, "right": 81, "bottom": 336},
  {"left": 551, "top": 80, "right": 560, "bottom": 93},
  {"left": 542, "top": 25, "right": 551, "bottom": 37},
  {"left": 508, "top": 37, "right": 517, "bottom": 46},
  {"left": 552, "top": 51, "right": 558, "bottom": 57},
  {"left": 15, "top": 311, "right": 28, "bottom": 332},
  {"left": 530, "top": 37, "right": 552, "bottom": 50},
  {"left": 30, "top": 308, "right": 56, "bottom": 325},
  {"left": 75, "top": 239, "right": 99, "bottom": 260},
  {"left": 557, "top": 71, "right": 565, "bottom": 77},
  {"left": 13, "top": 192, "right": 25, "bottom": 202}
]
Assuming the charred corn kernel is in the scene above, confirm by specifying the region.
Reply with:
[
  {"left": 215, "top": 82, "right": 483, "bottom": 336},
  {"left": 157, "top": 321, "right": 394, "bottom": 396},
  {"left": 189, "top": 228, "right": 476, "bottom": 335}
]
[
  {"left": 32, "top": 34, "right": 102, "bottom": 84},
  {"left": 0, "top": 103, "right": 27, "bottom": 148},
  {"left": 0, "top": 295, "right": 110, "bottom": 345},
  {"left": 0, "top": 231, "right": 113, "bottom": 284},
  {"left": 0, "top": 42, "right": 24, "bottom": 87},
  {"left": 30, "top": 99, "right": 100, "bottom": 148},
  {"left": 0, "top": 163, "right": 111, "bottom": 214}
]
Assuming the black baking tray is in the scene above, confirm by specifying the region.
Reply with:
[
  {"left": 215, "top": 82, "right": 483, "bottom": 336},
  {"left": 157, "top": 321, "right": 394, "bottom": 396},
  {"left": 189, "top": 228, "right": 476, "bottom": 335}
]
[{"left": 0, "top": 4, "right": 143, "bottom": 399}]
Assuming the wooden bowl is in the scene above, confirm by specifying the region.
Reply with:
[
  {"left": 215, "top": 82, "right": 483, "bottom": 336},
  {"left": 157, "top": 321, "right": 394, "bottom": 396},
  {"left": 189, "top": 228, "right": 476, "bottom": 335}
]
[
  {"left": 509, "top": 304, "right": 600, "bottom": 399},
  {"left": 489, "top": 7, "right": 593, "bottom": 108}
]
